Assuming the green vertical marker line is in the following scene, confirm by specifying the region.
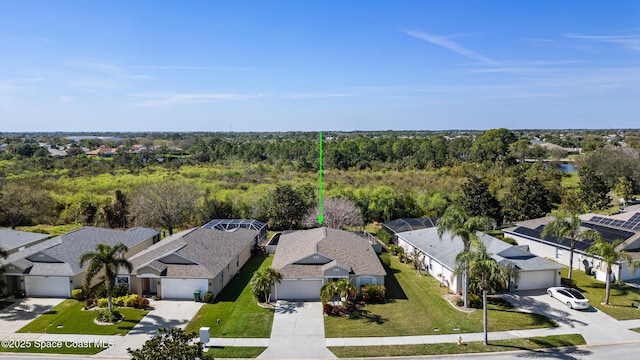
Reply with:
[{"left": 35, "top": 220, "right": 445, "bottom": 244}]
[{"left": 318, "top": 131, "right": 324, "bottom": 225}]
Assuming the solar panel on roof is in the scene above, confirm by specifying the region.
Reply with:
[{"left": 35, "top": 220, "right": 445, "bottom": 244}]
[{"left": 581, "top": 222, "right": 634, "bottom": 243}]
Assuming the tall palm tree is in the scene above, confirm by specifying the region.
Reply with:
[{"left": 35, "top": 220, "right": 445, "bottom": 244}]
[
  {"left": 437, "top": 205, "right": 496, "bottom": 308},
  {"left": 79, "top": 243, "right": 132, "bottom": 313},
  {"left": 454, "top": 240, "right": 518, "bottom": 345},
  {"left": 250, "top": 267, "right": 282, "bottom": 303},
  {"left": 542, "top": 214, "right": 600, "bottom": 280},
  {"left": 587, "top": 238, "right": 639, "bottom": 305}
]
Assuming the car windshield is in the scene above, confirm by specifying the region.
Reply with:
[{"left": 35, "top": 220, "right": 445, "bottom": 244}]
[{"left": 568, "top": 289, "right": 585, "bottom": 299}]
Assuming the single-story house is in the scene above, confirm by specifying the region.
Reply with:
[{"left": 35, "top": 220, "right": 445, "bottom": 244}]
[
  {"left": 271, "top": 227, "right": 386, "bottom": 301},
  {"left": 201, "top": 218, "right": 267, "bottom": 245},
  {"left": 395, "top": 227, "right": 564, "bottom": 293},
  {"left": 0, "top": 229, "right": 51, "bottom": 256},
  {"left": 124, "top": 227, "right": 259, "bottom": 299},
  {"left": 2, "top": 226, "right": 160, "bottom": 297},
  {"left": 504, "top": 207, "right": 640, "bottom": 283}
]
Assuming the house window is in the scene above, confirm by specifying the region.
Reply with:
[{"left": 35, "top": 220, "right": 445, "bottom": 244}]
[
  {"left": 556, "top": 248, "right": 563, "bottom": 259},
  {"left": 313, "top": 255, "right": 320, "bottom": 260},
  {"left": 333, "top": 268, "right": 340, "bottom": 272},
  {"left": 115, "top": 276, "right": 130, "bottom": 286}
]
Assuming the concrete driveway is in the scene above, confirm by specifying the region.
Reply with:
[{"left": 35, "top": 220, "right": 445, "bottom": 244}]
[
  {"left": 0, "top": 297, "right": 65, "bottom": 338},
  {"left": 503, "top": 290, "right": 640, "bottom": 345},
  {"left": 99, "top": 299, "right": 204, "bottom": 357},
  {"left": 258, "top": 301, "right": 336, "bottom": 359}
]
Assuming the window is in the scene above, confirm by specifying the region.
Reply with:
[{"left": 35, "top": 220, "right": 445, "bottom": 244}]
[
  {"left": 556, "top": 248, "right": 563, "bottom": 259},
  {"left": 333, "top": 268, "right": 340, "bottom": 272},
  {"left": 313, "top": 255, "right": 320, "bottom": 260},
  {"left": 115, "top": 276, "right": 130, "bottom": 286}
]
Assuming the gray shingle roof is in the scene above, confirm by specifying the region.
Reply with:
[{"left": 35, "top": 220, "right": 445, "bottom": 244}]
[
  {"left": 0, "top": 229, "right": 50, "bottom": 252},
  {"left": 128, "top": 227, "right": 258, "bottom": 278},
  {"left": 272, "top": 228, "right": 386, "bottom": 278},
  {"left": 397, "top": 227, "right": 563, "bottom": 272},
  {"left": 5, "top": 226, "right": 160, "bottom": 276}
]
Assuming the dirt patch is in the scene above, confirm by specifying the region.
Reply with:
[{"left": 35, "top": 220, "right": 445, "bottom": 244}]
[
  {"left": 443, "top": 294, "right": 476, "bottom": 313},
  {"left": 257, "top": 302, "right": 277, "bottom": 309}
]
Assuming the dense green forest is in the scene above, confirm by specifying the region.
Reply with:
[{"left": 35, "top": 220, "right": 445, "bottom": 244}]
[{"left": 1, "top": 129, "right": 639, "bottom": 235}]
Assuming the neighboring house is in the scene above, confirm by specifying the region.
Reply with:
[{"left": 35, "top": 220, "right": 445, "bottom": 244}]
[
  {"left": 382, "top": 217, "right": 438, "bottom": 235},
  {"left": 504, "top": 207, "right": 640, "bottom": 283},
  {"left": 271, "top": 227, "right": 386, "bottom": 301},
  {"left": 124, "top": 227, "right": 259, "bottom": 299},
  {"left": 0, "top": 229, "right": 50, "bottom": 256},
  {"left": 396, "top": 227, "right": 564, "bottom": 293},
  {"left": 2, "top": 227, "right": 160, "bottom": 298},
  {"left": 201, "top": 219, "right": 267, "bottom": 245},
  {"left": 85, "top": 146, "right": 117, "bottom": 157}
]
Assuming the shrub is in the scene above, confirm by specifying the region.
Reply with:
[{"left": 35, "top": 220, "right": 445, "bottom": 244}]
[
  {"left": 14, "top": 289, "right": 25, "bottom": 298},
  {"left": 97, "top": 298, "right": 109, "bottom": 308},
  {"left": 96, "top": 309, "right": 122, "bottom": 323},
  {"left": 85, "top": 297, "right": 95, "bottom": 309},
  {"left": 379, "top": 252, "right": 391, "bottom": 267},
  {"left": 468, "top": 293, "right": 482, "bottom": 309},
  {"left": 72, "top": 288, "right": 84, "bottom": 301},
  {"left": 323, "top": 303, "right": 334, "bottom": 315},
  {"left": 132, "top": 297, "right": 149, "bottom": 309},
  {"left": 89, "top": 283, "right": 107, "bottom": 299},
  {"left": 455, "top": 297, "right": 464, "bottom": 307},
  {"left": 398, "top": 253, "right": 407, "bottom": 263},
  {"left": 360, "top": 284, "right": 386, "bottom": 303},
  {"left": 113, "top": 284, "right": 130, "bottom": 297},
  {"left": 202, "top": 292, "right": 214, "bottom": 304}
]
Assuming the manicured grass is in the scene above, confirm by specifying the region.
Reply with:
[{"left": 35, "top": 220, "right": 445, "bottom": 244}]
[
  {"left": 0, "top": 342, "right": 106, "bottom": 355},
  {"left": 204, "top": 346, "right": 266, "bottom": 358},
  {"left": 632, "top": 328, "right": 640, "bottom": 333},
  {"left": 561, "top": 172, "right": 579, "bottom": 189},
  {"left": 185, "top": 255, "right": 275, "bottom": 337},
  {"left": 562, "top": 268, "right": 640, "bottom": 320},
  {"left": 17, "top": 299, "right": 148, "bottom": 335},
  {"left": 329, "top": 334, "right": 586, "bottom": 358},
  {"left": 325, "top": 256, "right": 557, "bottom": 337}
]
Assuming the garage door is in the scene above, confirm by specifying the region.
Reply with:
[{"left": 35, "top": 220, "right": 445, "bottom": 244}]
[
  {"left": 161, "top": 278, "right": 208, "bottom": 299},
  {"left": 518, "top": 270, "right": 557, "bottom": 291},
  {"left": 25, "top": 276, "right": 70, "bottom": 297},
  {"left": 275, "top": 279, "right": 322, "bottom": 300}
]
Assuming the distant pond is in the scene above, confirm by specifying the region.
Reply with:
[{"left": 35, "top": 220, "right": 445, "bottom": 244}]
[{"left": 554, "top": 162, "right": 577, "bottom": 173}]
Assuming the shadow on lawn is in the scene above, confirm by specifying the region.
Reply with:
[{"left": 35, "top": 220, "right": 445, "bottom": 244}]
[
  {"left": 214, "top": 255, "right": 268, "bottom": 303},
  {"left": 384, "top": 265, "right": 408, "bottom": 300},
  {"left": 347, "top": 309, "right": 388, "bottom": 325}
]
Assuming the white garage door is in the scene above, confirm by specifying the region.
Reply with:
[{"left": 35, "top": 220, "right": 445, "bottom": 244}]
[
  {"left": 161, "top": 278, "right": 209, "bottom": 299},
  {"left": 518, "top": 270, "right": 557, "bottom": 291},
  {"left": 275, "top": 279, "right": 322, "bottom": 300},
  {"left": 25, "top": 276, "right": 70, "bottom": 297}
]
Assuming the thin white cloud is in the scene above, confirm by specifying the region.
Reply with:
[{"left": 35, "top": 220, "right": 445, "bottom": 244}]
[
  {"left": 564, "top": 33, "right": 640, "bottom": 51},
  {"left": 129, "top": 92, "right": 264, "bottom": 107},
  {"left": 402, "top": 30, "right": 499, "bottom": 65}
]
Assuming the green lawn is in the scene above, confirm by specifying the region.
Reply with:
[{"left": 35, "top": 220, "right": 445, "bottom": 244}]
[
  {"left": 185, "top": 255, "right": 275, "bottom": 337},
  {"left": 562, "top": 268, "right": 640, "bottom": 320},
  {"left": 204, "top": 346, "right": 266, "bottom": 358},
  {"left": 325, "top": 256, "right": 557, "bottom": 337},
  {"left": 329, "top": 334, "right": 586, "bottom": 358},
  {"left": 632, "top": 328, "right": 640, "bottom": 333},
  {"left": 17, "top": 299, "right": 148, "bottom": 335}
]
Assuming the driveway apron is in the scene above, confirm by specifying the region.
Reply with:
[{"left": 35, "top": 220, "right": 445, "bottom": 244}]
[
  {"left": 99, "top": 299, "right": 204, "bottom": 357},
  {"left": 0, "top": 298, "right": 65, "bottom": 338},
  {"left": 258, "top": 301, "right": 336, "bottom": 359},
  {"left": 503, "top": 290, "right": 640, "bottom": 345}
]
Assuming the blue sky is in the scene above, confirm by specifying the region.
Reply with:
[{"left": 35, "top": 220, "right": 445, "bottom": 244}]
[{"left": 1, "top": 1, "right": 638, "bottom": 132}]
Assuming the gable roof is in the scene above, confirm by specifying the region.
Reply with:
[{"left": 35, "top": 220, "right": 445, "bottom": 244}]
[
  {"left": 127, "top": 227, "right": 258, "bottom": 278},
  {"left": 382, "top": 218, "right": 438, "bottom": 235},
  {"left": 397, "top": 227, "right": 563, "bottom": 272},
  {"left": 5, "top": 226, "right": 160, "bottom": 276},
  {"left": 272, "top": 227, "right": 386, "bottom": 278}
]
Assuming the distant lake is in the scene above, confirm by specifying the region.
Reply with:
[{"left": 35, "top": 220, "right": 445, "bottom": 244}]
[{"left": 555, "top": 163, "right": 577, "bottom": 173}]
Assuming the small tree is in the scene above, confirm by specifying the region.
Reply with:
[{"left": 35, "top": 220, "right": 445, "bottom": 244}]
[
  {"left": 79, "top": 243, "right": 132, "bottom": 314},
  {"left": 411, "top": 249, "right": 424, "bottom": 275},
  {"left": 614, "top": 176, "right": 634, "bottom": 207},
  {"left": 304, "top": 197, "right": 363, "bottom": 229},
  {"left": 250, "top": 267, "right": 283, "bottom": 303},
  {"left": 542, "top": 214, "right": 600, "bottom": 280},
  {"left": 128, "top": 327, "right": 203, "bottom": 360},
  {"left": 587, "top": 238, "right": 639, "bottom": 305}
]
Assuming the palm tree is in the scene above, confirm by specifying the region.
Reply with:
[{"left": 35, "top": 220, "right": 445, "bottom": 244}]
[
  {"left": 437, "top": 205, "right": 496, "bottom": 308},
  {"left": 320, "top": 279, "right": 356, "bottom": 305},
  {"left": 250, "top": 267, "right": 282, "bottom": 303},
  {"left": 587, "top": 238, "right": 640, "bottom": 305},
  {"left": 542, "top": 214, "right": 600, "bottom": 280},
  {"left": 454, "top": 240, "right": 518, "bottom": 345},
  {"left": 411, "top": 248, "right": 424, "bottom": 275},
  {"left": 79, "top": 243, "right": 132, "bottom": 313}
]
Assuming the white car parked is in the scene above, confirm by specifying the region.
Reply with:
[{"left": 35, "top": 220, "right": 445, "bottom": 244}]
[{"left": 547, "top": 286, "right": 590, "bottom": 310}]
